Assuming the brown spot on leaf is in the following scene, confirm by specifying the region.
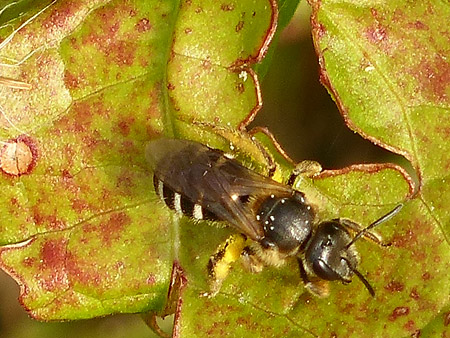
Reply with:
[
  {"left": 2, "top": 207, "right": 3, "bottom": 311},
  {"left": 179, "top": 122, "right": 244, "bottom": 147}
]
[
  {"left": 32, "top": 206, "right": 45, "bottom": 226},
  {"left": 81, "top": 222, "right": 96, "bottom": 234},
  {"left": 408, "top": 20, "right": 428, "bottom": 30},
  {"left": 65, "top": 252, "right": 102, "bottom": 287},
  {"left": 64, "top": 71, "right": 80, "bottom": 89},
  {"left": 111, "top": 22, "right": 120, "bottom": 35},
  {"left": 82, "top": 131, "right": 113, "bottom": 155},
  {"left": 146, "top": 274, "right": 156, "bottom": 285},
  {"left": 389, "top": 306, "right": 410, "bottom": 321},
  {"left": 202, "top": 60, "right": 212, "bottom": 70},
  {"left": 54, "top": 99, "right": 100, "bottom": 135},
  {"left": 235, "top": 20, "right": 244, "bottom": 32},
  {"left": 385, "top": 280, "right": 404, "bottom": 292},
  {"left": 111, "top": 40, "right": 136, "bottom": 66},
  {"left": 167, "top": 83, "right": 175, "bottom": 90},
  {"left": 365, "top": 25, "right": 388, "bottom": 44},
  {"left": 236, "top": 82, "right": 244, "bottom": 94},
  {"left": 413, "top": 54, "right": 450, "bottom": 103},
  {"left": 119, "top": 140, "right": 139, "bottom": 158},
  {"left": 135, "top": 18, "right": 152, "bottom": 32},
  {"left": 97, "top": 4, "right": 120, "bottom": 24},
  {"left": 61, "top": 167, "right": 84, "bottom": 195},
  {"left": 412, "top": 249, "right": 427, "bottom": 262},
  {"left": 79, "top": 4, "right": 138, "bottom": 68},
  {"left": 42, "top": 1, "right": 79, "bottom": 30},
  {"left": 40, "top": 238, "right": 67, "bottom": 269},
  {"left": 444, "top": 312, "right": 450, "bottom": 326},
  {"left": 61, "top": 169, "right": 73, "bottom": 180},
  {"left": 410, "top": 329, "right": 421, "bottom": 338},
  {"left": 221, "top": 3, "right": 234, "bottom": 11},
  {"left": 116, "top": 169, "right": 137, "bottom": 194},
  {"left": 184, "top": 27, "right": 192, "bottom": 34},
  {"left": 71, "top": 198, "right": 90, "bottom": 213},
  {"left": 116, "top": 116, "right": 135, "bottom": 136},
  {"left": 39, "top": 269, "right": 69, "bottom": 292},
  {"left": 99, "top": 212, "right": 130, "bottom": 246},
  {"left": 32, "top": 205, "right": 66, "bottom": 230},
  {"left": 391, "top": 229, "right": 417, "bottom": 248},
  {"left": 410, "top": 287, "right": 420, "bottom": 300},
  {"left": 23, "top": 257, "right": 36, "bottom": 267},
  {"left": 403, "top": 320, "right": 417, "bottom": 332},
  {"left": 422, "top": 272, "right": 431, "bottom": 280}
]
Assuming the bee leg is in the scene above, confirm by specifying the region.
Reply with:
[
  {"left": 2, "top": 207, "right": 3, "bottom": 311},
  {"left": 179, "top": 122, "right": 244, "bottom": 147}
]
[
  {"left": 207, "top": 234, "right": 247, "bottom": 297},
  {"left": 338, "top": 219, "right": 389, "bottom": 247},
  {"left": 298, "top": 258, "right": 330, "bottom": 298},
  {"left": 189, "top": 121, "right": 277, "bottom": 178},
  {"left": 287, "top": 160, "right": 322, "bottom": 186},
  {"left": 218, "top": 125, "right": 277, "bottom": 179},
  {"left": 245, "top": 135, "right": 276, "bottom": 179},
  {"left": 240, "top": 245, "right": 264, "bottom": 273}
]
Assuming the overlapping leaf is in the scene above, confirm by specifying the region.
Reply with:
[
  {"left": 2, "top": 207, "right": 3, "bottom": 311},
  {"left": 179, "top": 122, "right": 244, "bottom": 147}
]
[
  {"left": 0, "top": 0, "right": 448, "bottom": 337},
  {"left": 173, "top": 0, "right": 450, "bottom": 337},
  {"left": 0, "top": 0, "right": 277, "bottom": 321}
]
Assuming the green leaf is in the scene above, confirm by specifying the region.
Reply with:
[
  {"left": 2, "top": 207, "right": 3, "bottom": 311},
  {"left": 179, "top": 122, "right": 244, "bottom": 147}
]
[
  {"left": 173, "top": 0, "right": 450, "bottom": 337},
  {"left": 305, "top": 0, "right": 448, "bottom": 336},
  {"left": 0, "top": 0, "right": 278, "bottom": 324},
  {"left": 0, "top": 0, "right": 448, "bottom": 337},
  {"left": 419, "top": 305, "right": 450, "bottom": 337}
]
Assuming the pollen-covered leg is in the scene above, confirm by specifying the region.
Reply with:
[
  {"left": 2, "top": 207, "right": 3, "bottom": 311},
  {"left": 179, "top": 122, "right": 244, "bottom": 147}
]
[
  {"left": 240, "top": 246, "right": 264, "bottom": 273},
  {"left": 207, "top": 234, "right": 247, "bottom": 296},
  {"left": 304, "top": 279, "right": 330, "bottom": 298}
]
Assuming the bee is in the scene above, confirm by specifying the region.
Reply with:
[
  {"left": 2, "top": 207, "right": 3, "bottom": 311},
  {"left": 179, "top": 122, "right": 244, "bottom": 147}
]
[{"left": 146, "top": 138, "right": 402, "bottom": 297}]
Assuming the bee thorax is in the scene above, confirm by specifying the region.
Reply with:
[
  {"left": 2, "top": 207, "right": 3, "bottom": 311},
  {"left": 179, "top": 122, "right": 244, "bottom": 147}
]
[{"left": 256, "top": 192, "right": 314, "bottom": 255}]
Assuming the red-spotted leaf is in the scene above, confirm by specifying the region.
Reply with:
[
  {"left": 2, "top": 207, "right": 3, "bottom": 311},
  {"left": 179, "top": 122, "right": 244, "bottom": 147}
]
[
  {"left": 170, "top": 1, "right": 450, "bottom": 337},
  {"left": 1, "top": 0, "right": 448, "bottom": 337},
  {"left": 0, "top": 0, "right": 277, "bottom": 322}
]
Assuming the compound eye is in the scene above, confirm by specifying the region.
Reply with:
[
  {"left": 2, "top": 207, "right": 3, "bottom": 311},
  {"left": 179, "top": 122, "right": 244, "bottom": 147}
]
[{"left": 312, "top": 259, "right": 341, "bottom": 281}]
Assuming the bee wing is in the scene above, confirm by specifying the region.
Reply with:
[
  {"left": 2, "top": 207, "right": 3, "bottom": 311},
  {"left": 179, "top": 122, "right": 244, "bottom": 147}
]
[
  {"left": 203, "top": 161, "right": 293, "bottom": 240},
  {"left": 146, "top": 138, "right": 293, "bottom": 241}
]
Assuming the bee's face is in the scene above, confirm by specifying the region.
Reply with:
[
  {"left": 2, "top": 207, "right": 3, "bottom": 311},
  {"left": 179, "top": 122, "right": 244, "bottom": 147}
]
[{"left": 305, "top": 222, "right": 358, "bottom": 283}]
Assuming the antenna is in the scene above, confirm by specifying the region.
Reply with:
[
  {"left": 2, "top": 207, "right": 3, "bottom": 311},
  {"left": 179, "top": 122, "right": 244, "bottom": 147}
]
[
  {"left": 352, "top": 267, "right": 375, "bottom": 297},
  {"left": 339, "top": 257, "right": 375, "bottom": 297},
  {"left": 346, "top": 204, "right": 403, "bottom": 249}
]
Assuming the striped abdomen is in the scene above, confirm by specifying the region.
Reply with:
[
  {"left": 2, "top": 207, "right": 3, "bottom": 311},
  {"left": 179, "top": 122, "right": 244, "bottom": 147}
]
[{"left": 153, "top": 175, "right": 218, "bottom": 221}]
